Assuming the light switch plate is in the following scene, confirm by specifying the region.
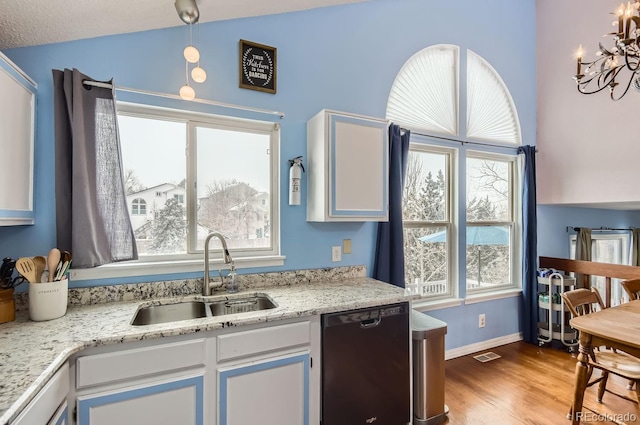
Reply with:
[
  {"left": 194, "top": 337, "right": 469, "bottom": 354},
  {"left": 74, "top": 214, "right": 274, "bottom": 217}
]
[
  {"left": 332, "top": 246, "right": 341, "bottom": 262},
  {"left": 343, "top": 239, "right": 352, "bottom": 254}
]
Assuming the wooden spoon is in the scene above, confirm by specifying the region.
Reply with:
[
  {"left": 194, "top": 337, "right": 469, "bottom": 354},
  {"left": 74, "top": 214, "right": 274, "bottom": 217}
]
[
  {"left": 15, "top": 257, "right": 37, "bottom": 284},
  {"left": 47, "top": 248, "right": 61, "bottom": 282},
  {"left": 32, "top": 256, "right": 46, "bottom": 283}
]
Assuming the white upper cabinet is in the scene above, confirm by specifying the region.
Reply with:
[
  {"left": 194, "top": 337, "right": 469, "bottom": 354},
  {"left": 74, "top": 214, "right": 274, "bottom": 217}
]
[
  {"left": 306, "top": 109, "right": 389, "bottom": 222},
  {"left": 0, "top": 52, "right": 36, "bottom": 226}
]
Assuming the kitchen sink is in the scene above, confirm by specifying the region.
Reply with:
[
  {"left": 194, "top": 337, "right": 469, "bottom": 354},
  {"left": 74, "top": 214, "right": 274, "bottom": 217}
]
[
  {"left": 131, "top": 295, "right": 277, "bottom": 326},
  {"left": 131, "top": 301, "right": 209, "bottom": 326},
  {"left": 209, "top": 294, "right": 277, "bottom": 316}
]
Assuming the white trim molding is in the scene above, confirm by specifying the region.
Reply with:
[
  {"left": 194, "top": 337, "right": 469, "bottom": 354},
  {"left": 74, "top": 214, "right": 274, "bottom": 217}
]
[{"left": 445, "top": 332, "right": 522, "bottom": 360}]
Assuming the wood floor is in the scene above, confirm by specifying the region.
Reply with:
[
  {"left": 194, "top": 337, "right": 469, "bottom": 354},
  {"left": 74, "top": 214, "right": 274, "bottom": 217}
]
[{"left": 441, "top": 342, "right": 640, "bottom": 425}]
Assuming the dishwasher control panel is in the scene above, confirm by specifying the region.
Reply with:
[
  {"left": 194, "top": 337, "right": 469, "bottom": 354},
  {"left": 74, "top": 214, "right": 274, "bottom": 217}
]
[{"left": 322, "top": 302, "right": 409, "bottom": 326}]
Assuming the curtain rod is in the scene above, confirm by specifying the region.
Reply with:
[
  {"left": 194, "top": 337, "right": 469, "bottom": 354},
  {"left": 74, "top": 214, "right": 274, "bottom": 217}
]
[
  {"left": 566, "top": 226, "right": 634, "bottom": 232},
  {"left": 403, "top": 128, "right": 537, "bottom": 152},
  {"left": 82, "top": 80, "right": 285, "bottom": 119}
]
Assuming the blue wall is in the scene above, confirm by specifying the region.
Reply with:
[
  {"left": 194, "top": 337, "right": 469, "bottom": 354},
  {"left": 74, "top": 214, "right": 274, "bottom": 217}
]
[
  {"left": 1, "top": 0, "right": 542, "bottom": 349},
  {"left": 538, "top": 205, "right": 640, "bottom": 258}
]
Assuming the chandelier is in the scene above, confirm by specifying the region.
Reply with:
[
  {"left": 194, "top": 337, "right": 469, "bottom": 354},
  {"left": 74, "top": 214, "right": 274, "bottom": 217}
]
[{"left": 574, "top": 2, "right": 640, "bottom": 100}]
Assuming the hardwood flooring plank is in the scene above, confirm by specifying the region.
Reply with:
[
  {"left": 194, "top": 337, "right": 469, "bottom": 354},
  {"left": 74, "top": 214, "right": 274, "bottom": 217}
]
[{"left": 440, "top": 342, "right": 640, "bottom": 425}]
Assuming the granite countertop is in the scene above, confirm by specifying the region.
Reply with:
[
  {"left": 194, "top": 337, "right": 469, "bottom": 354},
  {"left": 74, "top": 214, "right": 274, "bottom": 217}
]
[{"left": 0, "top": 276, "right": 414, "bottom": 424}]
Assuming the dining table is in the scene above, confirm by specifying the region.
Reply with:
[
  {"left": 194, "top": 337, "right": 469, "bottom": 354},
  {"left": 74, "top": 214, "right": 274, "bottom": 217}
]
[{"left": 568, "top": 299, "right": 640, "bottom": 424}]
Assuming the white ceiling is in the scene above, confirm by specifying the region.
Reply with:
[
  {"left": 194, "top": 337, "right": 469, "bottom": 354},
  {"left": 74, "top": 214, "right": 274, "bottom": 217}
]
[{"left": 0, "top": 0, "right": 367, "bottom": 50}]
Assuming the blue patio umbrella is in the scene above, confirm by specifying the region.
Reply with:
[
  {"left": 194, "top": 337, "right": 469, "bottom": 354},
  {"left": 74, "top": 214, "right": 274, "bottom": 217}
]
[
  {"left": 419, "top": 226, "right": 510, "bottom": 284},
  {"left": 418, "top": 226, "right": 510, "bottom": 245}
]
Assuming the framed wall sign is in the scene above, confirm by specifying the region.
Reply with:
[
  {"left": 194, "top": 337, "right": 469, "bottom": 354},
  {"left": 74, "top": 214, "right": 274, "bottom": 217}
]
[{"left": 239, "top": 39, "right": 277, "bottom": 94}]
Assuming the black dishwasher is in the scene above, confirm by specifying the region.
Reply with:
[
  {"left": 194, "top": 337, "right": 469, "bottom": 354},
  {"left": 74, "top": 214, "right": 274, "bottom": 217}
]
[{"left": 321, "top": 302, "right": 410, "bottom": 425}]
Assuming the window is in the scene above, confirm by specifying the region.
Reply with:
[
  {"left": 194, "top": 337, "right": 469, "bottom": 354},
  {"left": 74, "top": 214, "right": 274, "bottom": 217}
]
[
  {"left": 402, "top": 145, "right": 455, "bottom": 297},
  {"left": 466, "top": 50, "right": 521, "bottom": 145},
  {"left": 387, "top": 45, "right": 458, "bottom": 136},
  {"left": 117, "top": 102, "right": 280, "bottom": 265},
  {"left": 570, "top": 233, "right": 630, "bottom": 305},
  {"left": 388, "top": 45, "right": 522, "bottom": 300},
  {"left": 131, "top": 198, "right": 146, "bottom": 215},
  {"left": 193, "top": 124, "right": 272, "bottom": 251},
  {"left": 466, "top": 152, "right": 517, "bottom": 292}
]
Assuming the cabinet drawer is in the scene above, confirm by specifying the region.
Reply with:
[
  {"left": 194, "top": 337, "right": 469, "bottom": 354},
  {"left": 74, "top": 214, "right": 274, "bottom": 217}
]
[
  {"left": 12, "top": 363, "right": 69, "bottom": 425},
  {"left": 76, "top": 339, "right": 205, "bottom": 389},
  {"left": 218, "top": 321, "right": 310, "bottom": 362}
]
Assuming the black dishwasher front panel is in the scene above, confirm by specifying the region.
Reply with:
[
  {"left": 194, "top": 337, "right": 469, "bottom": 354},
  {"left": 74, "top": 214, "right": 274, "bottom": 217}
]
[{"left": 321, "top": 302, "right": 410, "bottom": 425}]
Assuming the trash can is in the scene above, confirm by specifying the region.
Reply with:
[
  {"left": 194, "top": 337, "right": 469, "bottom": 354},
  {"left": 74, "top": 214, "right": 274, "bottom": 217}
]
[{"left": 412, "top": 310, "right": 448, "bottom": 425}]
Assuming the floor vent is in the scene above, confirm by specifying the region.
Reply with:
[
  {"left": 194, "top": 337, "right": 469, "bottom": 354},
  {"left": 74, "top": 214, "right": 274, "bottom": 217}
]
[{"left": 473, "top": 352, "right": 501, "bottom": 363}]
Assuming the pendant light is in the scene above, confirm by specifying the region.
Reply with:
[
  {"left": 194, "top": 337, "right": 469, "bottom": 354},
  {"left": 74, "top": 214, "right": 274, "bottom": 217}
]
[{"left": 175, "top": 0, "right": 207, "bottom": 100}]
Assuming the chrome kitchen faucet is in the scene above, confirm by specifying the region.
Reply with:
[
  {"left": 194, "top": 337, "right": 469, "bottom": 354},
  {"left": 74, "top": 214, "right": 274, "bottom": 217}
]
[{"left": 203, "top": 232, "right": 235, "bottom": 296}]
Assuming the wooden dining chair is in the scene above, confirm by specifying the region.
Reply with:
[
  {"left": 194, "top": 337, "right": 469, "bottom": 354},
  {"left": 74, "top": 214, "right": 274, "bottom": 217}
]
[
  {"left": 621, "top": 279, "right": 640, "bottom": 301},
  {"left": 562, "top": 287, "right": 640, "bottom": 407},
  {"left": 619, "top": 279, "right": 640, "bottom": 390}
]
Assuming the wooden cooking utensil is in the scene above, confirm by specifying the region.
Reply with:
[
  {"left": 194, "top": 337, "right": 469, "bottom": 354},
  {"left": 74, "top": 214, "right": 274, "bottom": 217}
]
[
  {"left": 15, "top": 257, "right": 37, "bottom": 284},
  {"left": 47, "top": 248, "right": 61, "bottom": 282},
  {"left": 32, "top": 256, "right": 46, "bottom": 283}
]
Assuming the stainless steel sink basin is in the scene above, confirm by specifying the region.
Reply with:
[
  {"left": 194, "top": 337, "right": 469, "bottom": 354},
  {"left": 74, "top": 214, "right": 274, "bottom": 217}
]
[
  {"left": 131, "top": 301, "right": 208, "bottom": 326},
  {"left": 131, "top": 295, "right": 277, "bottom": 326},
  {"left": 209, "top": 294, "right": 276, "bottom": 316}
]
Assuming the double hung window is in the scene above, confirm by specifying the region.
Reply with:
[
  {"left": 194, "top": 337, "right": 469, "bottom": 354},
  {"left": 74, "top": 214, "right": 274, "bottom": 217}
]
[
  {"left": 402, "top": 145, "right": 455, "bottom": 297},
  {"left": 466, "top": 152, "right": 518, "bottom": 292}
]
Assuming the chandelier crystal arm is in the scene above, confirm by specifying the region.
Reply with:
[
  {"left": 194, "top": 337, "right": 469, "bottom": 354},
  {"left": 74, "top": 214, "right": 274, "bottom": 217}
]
[
  {"left": 574, "top": 1, "right": 640, "bottom": 101},
  {"left": 611, "top": 68, "right": 636, "bottom": 100}
]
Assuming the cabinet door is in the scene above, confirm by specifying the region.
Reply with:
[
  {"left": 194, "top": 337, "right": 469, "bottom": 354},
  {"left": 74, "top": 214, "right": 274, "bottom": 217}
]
[
  {"left": 329, "top": 113, "right": 388, "bottom": 220},
  {"left": 218, "top": 353, "right": 310, "bottom": 425},
  {"left": 0, "top": 52, "right": 36, "bottom": 226},
  {"left": 77, "top": 375, "right": 204, "bottom": 425},
  {"left": 307, "top": 109, "right": 389, "bottom": 222}
]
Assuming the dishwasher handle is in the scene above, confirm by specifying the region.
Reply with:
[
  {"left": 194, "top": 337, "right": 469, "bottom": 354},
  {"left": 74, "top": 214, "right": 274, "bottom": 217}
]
[{"left": 360, "top": 318, "right": 382, "bottom": 328}]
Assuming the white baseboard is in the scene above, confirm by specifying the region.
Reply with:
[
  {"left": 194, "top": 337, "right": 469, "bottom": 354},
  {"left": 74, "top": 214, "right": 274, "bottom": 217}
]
[{"left": 445, "top": 332, "right": 523, "bottom": 360}]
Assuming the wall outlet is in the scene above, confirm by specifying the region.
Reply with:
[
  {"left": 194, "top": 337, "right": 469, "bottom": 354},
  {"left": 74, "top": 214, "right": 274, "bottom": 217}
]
[
  {"left": 343, "top": 239, "right": 352, "bottom": 254},
  {"left": 332, "top": 246, "right": 342, "bottom": 262},
  {"left": 478, "top": 313, "right": 486, "bottom": 328}
]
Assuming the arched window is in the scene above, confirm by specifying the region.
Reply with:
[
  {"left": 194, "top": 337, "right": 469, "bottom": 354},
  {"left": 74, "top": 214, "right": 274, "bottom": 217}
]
[
  {"left": 132, "top": 198, "right": 146, "bottom": 215},
  {"left": 387, "top": 44, "right": 458, "bottom": 136},
  {"left": 386, "top": 45, "right": 521, "bottom": 145},
  {"left": 388, "top": 45, "right": 521, "bottom": 298},
  {"left": 466, "top": 50, "right": 521, "bottom": 145}
]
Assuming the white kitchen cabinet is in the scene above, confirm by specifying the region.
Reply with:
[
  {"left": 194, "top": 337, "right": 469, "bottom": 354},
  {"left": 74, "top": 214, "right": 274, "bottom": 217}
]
[
  {"left": 216, "top": 318, "right": 320, "bottom": 425},
  {"left": 11, "top": 364, "right": 69, "bottom": 425},
  {"left": 307, "top": 109, "right": 389, "bottom": 222},
  {"left": 76, "top": 374, "right": 204, "bottom": 425},
  {"left": 0, "top": 52, "right": 36, "bottom": 226},
  {"left": 218, "top": 353, "right": 310, "bottom": 425},
  {"left": 62, "top": 316, "right": 319, "bottom": 425},
  {"left": 72, "top": 338, "right": 208, "bottom": 425}
]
